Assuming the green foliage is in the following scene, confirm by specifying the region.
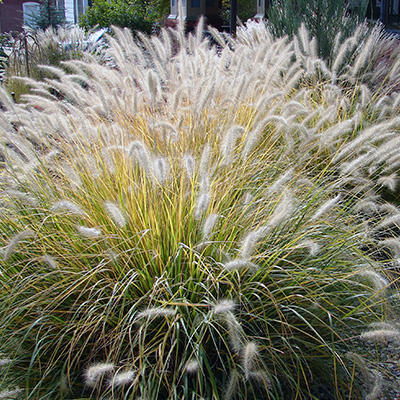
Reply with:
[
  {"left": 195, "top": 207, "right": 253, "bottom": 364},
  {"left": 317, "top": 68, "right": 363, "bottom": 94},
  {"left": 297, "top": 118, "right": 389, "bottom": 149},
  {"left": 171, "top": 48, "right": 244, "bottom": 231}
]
[
  {"left": 267, "top": 0, "right": 368, "bottom": 60},
  {"left": 0, "top": 145, "right": 381, "bottom": 399},
  {"left": 79, "top": 0, "right": 155, "bottom": 35},
  {"left": 148, "top": 0, "right": 170, "bottom": 21},
  {"left": 221, "top": 0, "right": 257, "bottom": 25}
]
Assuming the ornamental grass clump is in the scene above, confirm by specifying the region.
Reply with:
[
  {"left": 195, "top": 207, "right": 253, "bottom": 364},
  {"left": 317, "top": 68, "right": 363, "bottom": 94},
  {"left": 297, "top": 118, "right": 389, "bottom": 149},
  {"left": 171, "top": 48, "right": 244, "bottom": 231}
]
[
  {"left": 2, "top": 25, "right": 104, "bottom": 101},
  {"left": 1, "top": 19, "right": 400, "bottom": 399}
]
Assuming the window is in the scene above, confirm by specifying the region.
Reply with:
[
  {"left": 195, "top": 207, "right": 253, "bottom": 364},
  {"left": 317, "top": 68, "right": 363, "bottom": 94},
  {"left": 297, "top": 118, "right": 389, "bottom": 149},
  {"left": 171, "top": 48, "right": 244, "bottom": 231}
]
[
  {"left": 76, "top": 0, "right": 87, "bottom": 16},
  {"left": 23, "top": 2, "right": 40, "bottom": 27},
  {"left": 171, "top": 0, "right": 177, "bottom": 15},
  {"left": 70, "top": 0, "right": 89, "bottom": 23},
  {"left": 192, "top": 0, "right": 200, "bottom": 7}
]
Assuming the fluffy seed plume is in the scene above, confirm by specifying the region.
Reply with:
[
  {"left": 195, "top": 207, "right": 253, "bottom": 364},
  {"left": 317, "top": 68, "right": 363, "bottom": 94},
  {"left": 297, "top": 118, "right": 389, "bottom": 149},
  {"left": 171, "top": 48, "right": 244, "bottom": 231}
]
[
  {"left": 242, "top": 342, "right": 259, "bottom": 380},
  {"left": 62, "top": 165, "right": 82, "bottom": 188},
  {"left": 365, "top": 369, "right": 383, "bottom": 400},
  {"left": 265, "top": 168, "right": 294, "bottom": 195},
  {"left": 360, "top": 328, "right": 400, "bottom": 342},
  {"left": 104, "top": 201, "right": 127, "bottom": 228},
  {"left": 360, "top": 269, "right": 389, "bottom": 292},
  {"left": 184, "top": 359, "right": 199, "bottom": 375},
  {"left": 212, "top": 299, "right": 236, "bottom": 315},
  {"left": 243, "top": 192, "right": 254, "bottom": 205},
  {"left": 353, "top": 199, "right": 379, "bottom": 216},
  {"left": 51, "top": 200, "right": 85, "bottom": 216},
  {"left": 152, "top": 156, "right": 169, "bottom": 185},
  {"left": 128, "top": 140, "right": 152, "bottom": 173},
  {"left": 109, "top": 370, "right": 136, "bottom": 388},
  {"left": 136, "top": 307, "right": 176, "bottom": 320},
  {"left": 224, "top": 259, "right": 259, "bottom": 272},
  {"left": 147, "top": 69, "right": 159, "bottom": 103},
  {"left": 60, "top": 372, "right": 68, "bottom": 394},
  {"left": 240, "top": 226, "right": 268, "bottom": 259},
  {"left": 223, "top": 371, "right": 239, "bottom": 400},
  {"left": 202, "top": 213, "right": 219, "bottom": 240},
  {"left": 41, "top": 254, "right": 58, "bottom": 269},
  {"left": 183, "top": 154, "right": 195, "bottom": 180},
  {"left": 369, "top": 321, "right": 400, "bottom": 331},
  {"left": 194, "top": 191, "right": 210, "bottom": 219},
  {"left": 377, "top": 174, "right": 398, "bottom": 192},
  {"left": 84, "top": 362, "right": 115, "bottom": 388},
  {"left": 199, "top": 143, "right": 211, "bottom": 181},
  {"left": 241, "top": 119, "right": 265, "bottom": 160},
  {"left": 0, "top": 358, "right": 12, "bottom": 367},
  {"left": 0, "top": 389, "right": 23, "bottom": 399},
  {"left": 296, "top": 239, "right": 320, "bottom": 256},
  {"left": 213, "top": 307, "right": 242, "bottom": 352},
  {"left": 378, "top": 238, "right": 400, "bottom": 258},
  {"left": 3, "top": 229, "right": 35, "bottom": 261},
  {"left": 310, "top": 194, "right": 341, "bottom": 222},
  {"left": 78, "top": 225, "right": 102, "bottom": 238},
  {"left": 220, "top": 126, "right": 244, "bottom": 166},
  {"left": 345, "top": 352, "right": 370, "bottom": 378},
  {"left": 266, "top": 190, "right": 294, "bottom": 229},
  {"left": 346, "top": 351, "right": 383, "bottom": 399},
  {"left": 3, "top": 189, "right": 39, "bottom": 207}
]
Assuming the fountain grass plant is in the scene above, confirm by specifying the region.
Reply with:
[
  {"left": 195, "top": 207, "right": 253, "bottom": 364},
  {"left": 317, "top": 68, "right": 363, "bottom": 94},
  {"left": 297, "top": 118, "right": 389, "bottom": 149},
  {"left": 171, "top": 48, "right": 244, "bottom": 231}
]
[
  {"left": 2, "top": 25, "right": 103, "bottom": 101},
  {"left": 0, "top": 18, "right": 400, "bottom": 399}
]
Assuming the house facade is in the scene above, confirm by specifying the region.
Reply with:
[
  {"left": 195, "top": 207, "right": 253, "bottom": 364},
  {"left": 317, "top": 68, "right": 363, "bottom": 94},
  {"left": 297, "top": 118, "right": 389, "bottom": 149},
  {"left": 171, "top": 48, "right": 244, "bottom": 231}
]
[
  {"left": 166, "top": 0, "right": 400, "bottom": 30},
  {"left": 0, "top": 0, "right": 399, "bottom": 34},
  {"left": 373, "top": 0, "right": 400, "bottom": 25},
  {"left": 166, "top": 0, "right": 267, "bottom": 31},
  {"left": 0, "top": 0, "right": 89, "bottom": 33}
]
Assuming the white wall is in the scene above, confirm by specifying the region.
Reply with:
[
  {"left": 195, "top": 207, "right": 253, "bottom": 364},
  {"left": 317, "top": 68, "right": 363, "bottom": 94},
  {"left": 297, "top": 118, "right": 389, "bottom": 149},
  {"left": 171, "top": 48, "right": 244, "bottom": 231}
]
[
  {"left": 64, "top": 0, "right": 89, "bottom": 24},
  {"left": 64, "top": 0, "right": 75, "bottom": 23}
]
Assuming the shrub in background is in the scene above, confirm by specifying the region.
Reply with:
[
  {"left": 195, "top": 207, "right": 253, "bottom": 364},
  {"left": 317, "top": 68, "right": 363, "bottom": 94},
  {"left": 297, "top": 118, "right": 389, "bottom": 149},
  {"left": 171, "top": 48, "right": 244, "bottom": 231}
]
[
  {"left": 267, "top": 0, "right": 368, "bottom": 60},
  {"left": 79, "top": 0, "right": 155, "bottom": 35},
  {"left": 147, "top": 0, "right": 170, "bottom": 22},
  {"left": 221, "top": 0, "right": 256, "bottom": 26},
  {"left": 1, "top": 20, "right": 400, "bottom": 399}
]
